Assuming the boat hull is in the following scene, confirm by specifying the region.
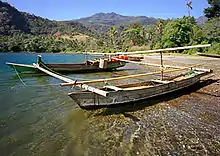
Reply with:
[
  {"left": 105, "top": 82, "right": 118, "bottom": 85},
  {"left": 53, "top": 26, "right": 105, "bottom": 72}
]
[
  {"left": 6, "top": 62, "right": 40, "bottom": 74},
  {"left": 6, "top": 61, "right": 126, "bottom": 74},
  {"left": 68, "top": 69, "right": 211, "bottom": 109}
]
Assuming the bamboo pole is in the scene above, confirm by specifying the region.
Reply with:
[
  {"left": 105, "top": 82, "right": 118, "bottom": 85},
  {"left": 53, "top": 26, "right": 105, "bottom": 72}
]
[
  {"left": 160, "top": 52, "right": 164, "bottom": 80},
  {"left": 60, "top": 64, "right": 202, "bottom": 86},
  {"left": 110, "top": 58, "right": 191, "bottom": 69},
  {"left": 82, "top": 44, "right": 211, "bottom": 56},
  {"left": 33, "top": 63, "right": 74, "bottom": 83},
  {"left": 33, "top": 63, "right": 109, "bottom": 97}
]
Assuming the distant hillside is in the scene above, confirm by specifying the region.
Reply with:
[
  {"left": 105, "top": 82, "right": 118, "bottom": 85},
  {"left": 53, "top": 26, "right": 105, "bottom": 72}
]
[
  {"left": 0, "top": 1, "right": 97, "bottom": 37},
  {"left": 196, "top": 16, "right": 208, "bottom": 25},
  {"left": 76, "top": 12, "right": 158, "bottom": 33}
]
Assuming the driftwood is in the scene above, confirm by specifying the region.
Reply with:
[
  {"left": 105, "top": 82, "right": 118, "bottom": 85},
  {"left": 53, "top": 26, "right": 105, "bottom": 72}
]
[{"left": 60, "top": 64, "right": 202, "bottom": 86}]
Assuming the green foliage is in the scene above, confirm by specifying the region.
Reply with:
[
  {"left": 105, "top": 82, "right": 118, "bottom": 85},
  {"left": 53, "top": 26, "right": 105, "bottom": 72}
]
[
  {"left": 0, "top": 1, "right": 219, "bottom": 55},
  {"left": 162, "top": 17, "right": 195, "bottom": 48},
  {"left": 204, "top": 0, "right": 220, "bottom": 19},
  {"left": 0, "top": 1, "right": 99, "bottom": 38},
  {"left": 201, "top": 17, "right": 220, "bottom": 43},
  {"left": 121, "top": 23, "right": 145, "bottom": 48},
  {"left": 206, "top": 42, "right": 220, "bottom": 54}
]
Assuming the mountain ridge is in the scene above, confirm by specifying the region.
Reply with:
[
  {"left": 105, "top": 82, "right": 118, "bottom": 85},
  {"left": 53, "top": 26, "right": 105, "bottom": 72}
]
[
  {"left": 0, "top": 1, "right": 97, "bottom": 37},
  {"left": 75, "top": 12, "right": 158, "bottom": 33}
]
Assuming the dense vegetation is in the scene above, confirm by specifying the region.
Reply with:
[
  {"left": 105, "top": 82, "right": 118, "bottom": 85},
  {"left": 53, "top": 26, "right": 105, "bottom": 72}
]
[{"left": 0, "top": 0, "right": 219, "bottom": 54}]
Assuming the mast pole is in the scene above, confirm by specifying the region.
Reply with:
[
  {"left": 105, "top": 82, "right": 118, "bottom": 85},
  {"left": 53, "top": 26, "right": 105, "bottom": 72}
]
[{"left": 160, "top": 52, "right": 164, "bottom": 80}]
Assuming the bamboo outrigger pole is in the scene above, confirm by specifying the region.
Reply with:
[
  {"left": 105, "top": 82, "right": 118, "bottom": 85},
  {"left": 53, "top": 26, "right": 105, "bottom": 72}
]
[
  {"left": 33, "top": 63, "right": 109, "bottom": 97},
  {"left": 83, "top": 44, "right": 211, "bottom": 55},
  {"left": 60, "top": 64, "right": 202, "bottom": 87}
]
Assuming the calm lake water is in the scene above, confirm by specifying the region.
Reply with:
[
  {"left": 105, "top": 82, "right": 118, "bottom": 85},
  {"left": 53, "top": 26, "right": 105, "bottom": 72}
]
[
  {"left": 0, "top": 52, "right": 125, "bottom": 156},
  {"left": 0, "top": 52, "right": 150, "bottom": 156}
]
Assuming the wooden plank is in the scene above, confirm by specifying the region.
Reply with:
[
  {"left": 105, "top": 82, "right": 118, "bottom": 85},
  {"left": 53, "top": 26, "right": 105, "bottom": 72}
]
[
  {"left": 60, "top": 64, "right": 202, "bottom": 86},
  {"left": 83, "top": 44, "right": 211, "bottom": 55}
]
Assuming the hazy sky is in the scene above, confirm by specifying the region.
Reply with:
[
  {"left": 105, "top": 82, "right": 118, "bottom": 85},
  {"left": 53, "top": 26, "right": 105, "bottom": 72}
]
[{"left": 3, "top": 0, "right": 209, "bottom": 20}]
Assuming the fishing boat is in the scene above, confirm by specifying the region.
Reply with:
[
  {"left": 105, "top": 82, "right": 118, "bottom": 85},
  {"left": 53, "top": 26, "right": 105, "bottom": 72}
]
[
  {"left": 66, "top": 67, "right": 212, "bottom": 109},
  {"left": 6, "top": 55, "right": 126, "bottom": 74}
]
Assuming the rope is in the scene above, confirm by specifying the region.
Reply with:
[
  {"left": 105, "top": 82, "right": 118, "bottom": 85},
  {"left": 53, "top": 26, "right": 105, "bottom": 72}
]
[
  {"left": 11, "top": 64, "right": 67, "bottom": 87},
  {"left": 12, "top": 64, "right": 27, "bottom": 86},
  {"left": 11, "top": 59, "right": 109, "bottom": 87}
]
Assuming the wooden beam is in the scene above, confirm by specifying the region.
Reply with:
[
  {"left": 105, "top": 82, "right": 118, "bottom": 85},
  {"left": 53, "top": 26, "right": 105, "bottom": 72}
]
[
  {"left": 60, "top": 64, "right": 202, "bottom": 86},
  {"left": 103, "top": 85, "right": 123, "bottom": 91},
  {"left": 83, "top": 44, "right": 211, "bottom": 55},
  {"left": 82, "top": 84, "right": 109, "bottom": 97}
]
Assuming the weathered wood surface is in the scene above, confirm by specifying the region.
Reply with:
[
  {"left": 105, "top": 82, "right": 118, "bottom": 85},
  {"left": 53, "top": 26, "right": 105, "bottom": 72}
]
[{"left": 60, "top": 64, "right": 202, "bottom": 86}]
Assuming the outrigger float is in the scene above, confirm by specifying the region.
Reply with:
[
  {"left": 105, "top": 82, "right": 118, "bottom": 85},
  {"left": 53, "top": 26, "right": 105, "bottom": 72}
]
[{"left": 8, "top": 44, "right": 213, "bottom": 109}]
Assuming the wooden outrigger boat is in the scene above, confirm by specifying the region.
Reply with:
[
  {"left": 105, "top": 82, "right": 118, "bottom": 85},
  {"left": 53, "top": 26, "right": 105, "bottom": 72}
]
[
  {"left": 6, "top": 55, "right": 126, "bottom": 74},
  {"left": 65, "top": 67, "right": 212, "bottom": 109}
]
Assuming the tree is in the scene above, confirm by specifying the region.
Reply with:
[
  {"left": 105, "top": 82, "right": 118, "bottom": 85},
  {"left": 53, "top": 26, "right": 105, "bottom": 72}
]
[
  {"left": 162, "top": 17, "right": 195, "bottom": 48},
  {"left": 108, "top": 26, "right": 118, "bottom": 49},
  {"left": 201, "top": 17, "right": 220, "bottom": 43},
  {"left": 155, "top": 20, "right": 165, "bottom": 48},
  {"left": 121, "top": 24, "right": 144, "bottom": 47},
  {"left": 204, "top": 0, "right": 220, "bottom": 19}
]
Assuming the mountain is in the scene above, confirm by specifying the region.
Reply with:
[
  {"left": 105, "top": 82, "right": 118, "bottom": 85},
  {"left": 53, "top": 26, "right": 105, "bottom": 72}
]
[
  {"left": 76, "top": 12, "right": 158, "bottom": 33},
  {"left": 196, "top": 16, "right": 208, "bottom": 25},
  {"left": 0, "top": 1, "right": 97, "bottom": 37}
]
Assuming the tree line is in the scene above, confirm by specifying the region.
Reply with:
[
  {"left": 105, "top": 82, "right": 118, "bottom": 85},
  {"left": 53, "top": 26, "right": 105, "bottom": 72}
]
[{"left": 0, "top": 0, "right": 219, "bottom": 54}]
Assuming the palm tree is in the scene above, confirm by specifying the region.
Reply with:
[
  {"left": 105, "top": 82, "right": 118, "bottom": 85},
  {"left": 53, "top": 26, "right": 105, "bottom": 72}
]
[{"left": 187, "top": 1, "right": 193, "bottom": 16}]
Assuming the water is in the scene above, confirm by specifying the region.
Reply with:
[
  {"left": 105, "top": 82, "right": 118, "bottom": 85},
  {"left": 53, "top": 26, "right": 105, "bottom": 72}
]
[
  {"left": 1, "top": 53, "right": 219, "bottom": 156},
  {"left": 0, "top": 53, "right": 118, "bottom": 156}
]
